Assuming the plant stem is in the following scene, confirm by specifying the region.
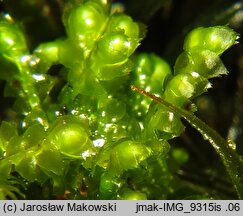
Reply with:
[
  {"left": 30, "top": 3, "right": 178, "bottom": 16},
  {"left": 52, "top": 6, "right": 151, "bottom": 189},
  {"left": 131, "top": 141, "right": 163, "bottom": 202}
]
[{"left": 131, "top": 85, "right": 243, "bottom": 199}]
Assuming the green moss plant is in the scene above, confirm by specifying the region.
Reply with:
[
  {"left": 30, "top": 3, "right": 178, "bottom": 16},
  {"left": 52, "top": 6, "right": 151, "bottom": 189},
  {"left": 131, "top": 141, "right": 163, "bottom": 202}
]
[{"left": 0, "top": 0, "right": 242, "bottom": 199}]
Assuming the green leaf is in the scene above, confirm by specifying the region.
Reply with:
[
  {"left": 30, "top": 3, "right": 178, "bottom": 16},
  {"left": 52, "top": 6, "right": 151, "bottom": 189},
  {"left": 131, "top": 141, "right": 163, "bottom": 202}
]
[
  {"left": 99, "top": 172, "right": 121, "bottom": 199},
  {"left": 5, "top": 136, "right": 23, "bottom": 157},
  {"left": 73, "top": 71, "right": 106, "bottom": 97},
  {"left": 119, "top": 188, "right": 147, "bottom": 200},
  {"left": 22, "top": 124, "right": 46, "bottom": 149},
  {"left": 133, "top": 53, "right": 172, "bottom": 93},
  {"left": 0, "top": 15, "right": 27, "bottom": 59},
  {"left": 132, "top": 85, "right": 243, "bottom": 199},
  {"left": 0, "top": 54, "right": 19, "bottom": 81},
  {"left": 65, "top": 0, "right": 108, "bottom": 52},
  {"left": 0, "top": 121, "right": 18, "bottom": 143},
  {"left": 0, "top": 180, "right": 25, "bottom": 199},
  {"left": 98, "top": 97, "right": 126, "bottom": 123},
  {"left": 36, "top": 144, "right": 65, "bottom": 176},
  {"left": 110, "top": 140, "right": 151, "bottom": 174},
  {"left": 0, "top": 159, "right": 12, "bottom": 180},
  {"left": 108, "top": 14, "right": 140, "bottom": 38},
  {"left": 146, "top": 104, "right": 185, "bottom": 139},
  {"left": 93, "top": 32, "right": 139, "bottom": 64},
  {"left": 48, "top": 116, "right": 95, "bottom": 158},
  {"left": 174, "top": 49, "right": 228, "bottom": 79},
  {"left": 183, "top": 26, "right": 238, "bottom": 56},
  {"left": 15, "top": 150, "right": 47, "bottom": 183}
]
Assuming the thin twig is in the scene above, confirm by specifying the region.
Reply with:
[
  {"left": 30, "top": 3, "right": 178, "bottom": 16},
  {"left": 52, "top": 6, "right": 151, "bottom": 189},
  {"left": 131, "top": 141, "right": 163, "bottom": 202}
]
[{"left": 131, "top": 84, "right": 243, "bottom": 199}]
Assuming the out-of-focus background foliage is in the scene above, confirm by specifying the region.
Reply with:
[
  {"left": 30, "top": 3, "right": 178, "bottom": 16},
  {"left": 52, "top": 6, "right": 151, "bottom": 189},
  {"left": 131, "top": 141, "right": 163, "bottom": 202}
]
[{"left": 0, "top": 0, "right": 243, "bottom": 199}]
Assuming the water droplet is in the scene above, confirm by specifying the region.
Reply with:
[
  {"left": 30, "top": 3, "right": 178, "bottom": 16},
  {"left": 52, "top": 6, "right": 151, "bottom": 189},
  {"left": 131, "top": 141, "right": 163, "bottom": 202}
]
[
  {"left": 81, "top": 150, "right": 95, "bottom": 159},
  {"left": 20, "top": 55, "right": 31, "bottom": 63},
  {"left": 227, "top": 139, "right": 236, "bottom": 150},
  {"left": 32, "top": 74, "right": 45, "bottom": 81},
  {"left": 168, "top": 112, "right": 174, "bottom": 122},
  {"left": 93, "top": 138, "right": 105, "bottom": 147}
]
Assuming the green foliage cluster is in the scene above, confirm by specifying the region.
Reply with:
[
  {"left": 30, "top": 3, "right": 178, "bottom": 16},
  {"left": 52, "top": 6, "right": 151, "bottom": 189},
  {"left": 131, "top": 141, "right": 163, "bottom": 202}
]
[
  {"left": 0, "top": 0, "right": 242, "bottom": 199},
  {"left": 134, "top": 26, "right": 238, "bottom": 140}
]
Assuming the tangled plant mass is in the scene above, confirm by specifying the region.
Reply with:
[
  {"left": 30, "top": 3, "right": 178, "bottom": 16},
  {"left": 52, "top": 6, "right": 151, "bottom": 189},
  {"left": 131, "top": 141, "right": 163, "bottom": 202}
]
[{"left": 0, "top": 0, "right": 242, "bottom": 199}]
